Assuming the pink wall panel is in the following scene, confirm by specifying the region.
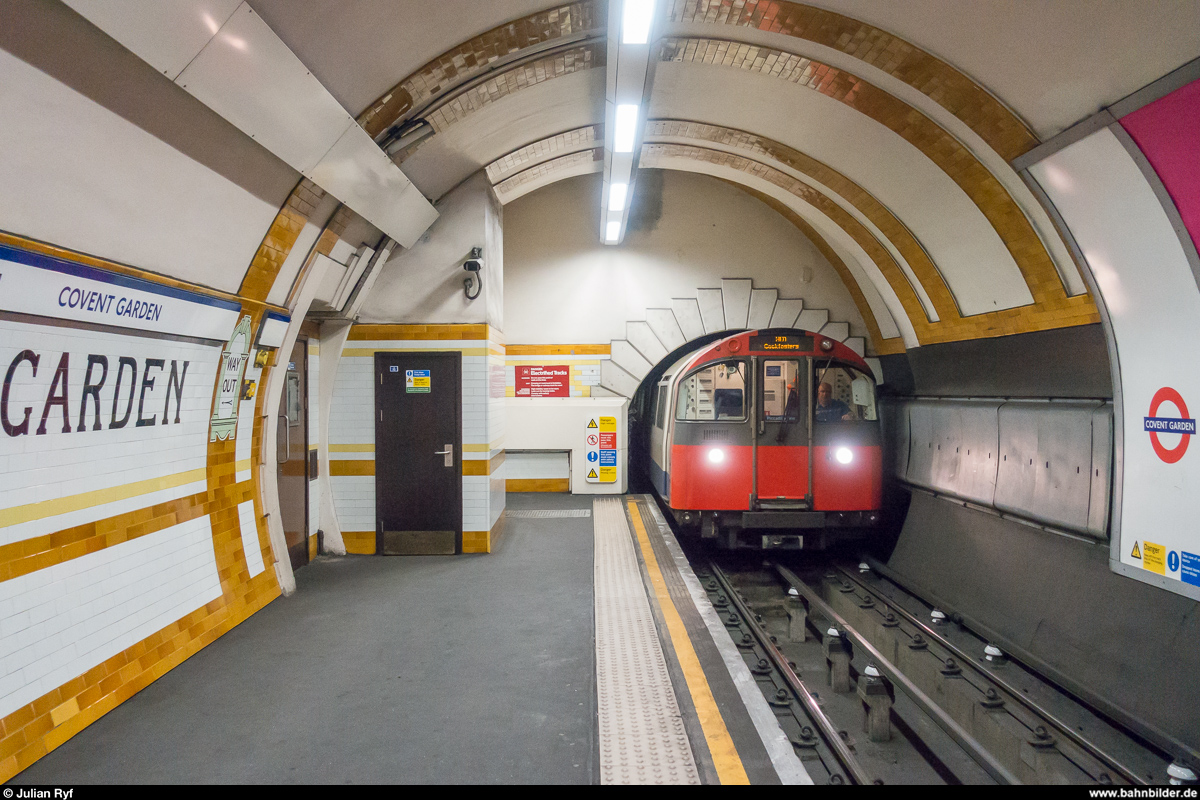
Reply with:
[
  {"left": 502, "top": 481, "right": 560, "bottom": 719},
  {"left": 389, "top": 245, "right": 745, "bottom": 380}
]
[{"left": 1120, "top": 78, "right": 1200, "bottom": 253}]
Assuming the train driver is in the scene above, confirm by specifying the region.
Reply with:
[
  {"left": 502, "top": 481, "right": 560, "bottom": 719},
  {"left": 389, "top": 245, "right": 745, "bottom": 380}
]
[{"left": 816, "top": 381, "right": 853, "bottom": 423}]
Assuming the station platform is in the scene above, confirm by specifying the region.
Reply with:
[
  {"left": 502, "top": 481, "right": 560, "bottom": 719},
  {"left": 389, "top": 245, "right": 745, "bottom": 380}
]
[{"left": 13, "top": 493, "right": 808, "bottom": 785}]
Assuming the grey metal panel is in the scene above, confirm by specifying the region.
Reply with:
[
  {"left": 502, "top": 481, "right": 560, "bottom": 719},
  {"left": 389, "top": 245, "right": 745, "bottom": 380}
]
[
  {"left": 747, "top": 289, "right": 777, "bottom": 329},
  {"left": 995, "top": 401, "right": 1101, "bottom": 535},
  {"left": 768, "top": 298, "right": 803, "bottom": 328},
  {"left": 696, "top": 288, "right": 726, "bottom": 333},
  {"left": 610, "top": 340, "right": 653, "bottom": 380},
  {"left": 627, "top": 321, "right": 668, "bottom": 365},
  {"left": 819, "top": 321, "right": 849, "bottom": 341},
  {"left": 843, "top": 337, "right": 866, "bottom": 356},
  {"left": 646, "top": 308, "right": 686, "bottom": 352},
  {"left": 671, "top": 298, "right": 706, "bottom": 341},
  {"left": 902, "top": 400, "right": 999, "bottom": 505},
  {"left": 1088, "top": 404, "right": 1113, "bottom": 539},
  {"left": 721, "top": 278, "right": 752, "bottom": 329},
  {"left": 795, "top": 309, "right": 828, "bottom": 333},
  {"left": 904, "top": 401, "right": 937, "bottom": 488},
  {"left": 600, "top": 359, "right": 641, "bottom": 397}
]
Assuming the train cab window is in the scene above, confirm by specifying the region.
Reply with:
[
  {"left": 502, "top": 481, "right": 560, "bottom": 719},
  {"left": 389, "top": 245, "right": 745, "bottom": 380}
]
[
  {"left": 762, "top": 360, "right": 803, "bottom": 422},
  {"left": 676, "top": 361, "right": 746, "bottom": 421},
  {"left": 814, "top": 365, "right": 877, "bottom": 422}
]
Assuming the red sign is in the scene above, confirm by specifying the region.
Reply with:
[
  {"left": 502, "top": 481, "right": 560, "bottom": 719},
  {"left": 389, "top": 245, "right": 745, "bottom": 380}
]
[
  {"left": 599, "top": 432, "right": 616, "bottom": 449},
  {"left": 515, "top": 365, "right": 570, "bottom": 398}
]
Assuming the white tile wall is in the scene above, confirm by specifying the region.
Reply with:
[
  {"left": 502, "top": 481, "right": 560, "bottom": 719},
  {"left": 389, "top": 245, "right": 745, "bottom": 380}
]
[
  {"left": 237, "top": 500, "right": 265, "bottom": 578},
  {"left": 507, "top": 451, "right": 570, "bottom": 479},
  {"left": 0, "top": 321, "right": 218, "bottom": 544},
  {"left": 0, "top": 515, "right": 223, "bottom": 719}
]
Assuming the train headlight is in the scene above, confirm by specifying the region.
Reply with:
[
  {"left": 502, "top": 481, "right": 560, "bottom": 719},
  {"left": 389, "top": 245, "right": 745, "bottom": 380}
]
[
  {"left": 708, "top": 448, "right": 725, "bottom": 464},
  {"left": 835, "top": 447, "right": 854, "bottom": 465}
]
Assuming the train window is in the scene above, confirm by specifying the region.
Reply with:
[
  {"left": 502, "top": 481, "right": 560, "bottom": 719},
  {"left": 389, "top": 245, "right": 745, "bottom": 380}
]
[
  {"left": 814, "top": 364, "right": 877, "bottom": 422},
  {"left": 675, "top": 361, "right": 746, "bottom": 422},
  {"left": 762, "top": 360, "right": 802, "bottom": 422},
  {"left": 655, "top": 383, "right": 668, "bottom": 428}
]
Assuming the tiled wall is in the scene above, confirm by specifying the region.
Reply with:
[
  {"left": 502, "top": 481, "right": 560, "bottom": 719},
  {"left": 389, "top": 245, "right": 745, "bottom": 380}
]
[
  {"left": 0, "top": 236, "right": 287, "bottom": 780},
  {"left": 327, "top": 325, "right": 507, "bottom": 554}
]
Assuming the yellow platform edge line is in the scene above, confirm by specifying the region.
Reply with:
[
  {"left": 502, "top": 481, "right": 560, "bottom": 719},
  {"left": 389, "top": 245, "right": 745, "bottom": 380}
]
[{"left": 625, "top": 499, "right": 751, "bottom": 785}]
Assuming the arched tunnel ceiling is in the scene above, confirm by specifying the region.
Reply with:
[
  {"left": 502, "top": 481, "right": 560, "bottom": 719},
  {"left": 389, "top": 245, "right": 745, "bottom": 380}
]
[{"left": 244, "top": 0, "right": 1198, "bottom": 352}]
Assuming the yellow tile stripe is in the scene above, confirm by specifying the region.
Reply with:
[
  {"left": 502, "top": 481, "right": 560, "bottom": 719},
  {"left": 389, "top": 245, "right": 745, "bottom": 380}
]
[
  {"left": 0, "top": 467, "right": 208, "bottom": 528},
  {"left": 625, "top": 500, "right": 750, "bottom": 785},
  {"left": 342, "top": 347, "right": 501, "bottom": 358},
  {"left": 235, "top": 458, "right": 252, "bottom": 472},
  {"left": 329, "top": 444, "right": 375, "bottom": 453}
]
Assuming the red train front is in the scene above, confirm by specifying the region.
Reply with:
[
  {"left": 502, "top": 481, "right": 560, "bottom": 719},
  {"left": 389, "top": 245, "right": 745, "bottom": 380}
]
[{"left": 646, "top": 328, "right": 882, "bottom": 549}]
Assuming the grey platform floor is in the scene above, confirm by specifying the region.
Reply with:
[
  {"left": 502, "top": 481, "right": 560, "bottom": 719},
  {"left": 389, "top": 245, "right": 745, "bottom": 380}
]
[{"left": 16, "top": 493, "right": 597, "bottom": 784}]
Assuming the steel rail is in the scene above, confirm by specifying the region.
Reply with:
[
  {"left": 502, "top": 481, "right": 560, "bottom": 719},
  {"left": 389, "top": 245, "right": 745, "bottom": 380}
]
[
  {"left": 707, "top": 560, "right": 874, "bottom": 785},
  {"left": 775, "top": 563, "right": 1022, "bottom": 785},
  {"left": 862, "top": 554, "right": 1192, "bottom": 773},
  {"left": 835, "top": 562, "right": 1147, "bottom": 785}
]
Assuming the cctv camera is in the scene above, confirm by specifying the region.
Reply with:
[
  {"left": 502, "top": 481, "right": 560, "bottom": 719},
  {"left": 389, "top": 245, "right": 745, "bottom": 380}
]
[{"left": 463, "top": 260, "right": 482, "bottom": 272}]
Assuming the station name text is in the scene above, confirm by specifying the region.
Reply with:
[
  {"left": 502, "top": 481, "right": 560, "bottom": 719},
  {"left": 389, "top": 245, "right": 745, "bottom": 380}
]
[
  {"left": 59, "top": 285, "right": 163, "bottom": 323},
  {"left": 2, "top": 350, "right": 190, "bottom": 437}
]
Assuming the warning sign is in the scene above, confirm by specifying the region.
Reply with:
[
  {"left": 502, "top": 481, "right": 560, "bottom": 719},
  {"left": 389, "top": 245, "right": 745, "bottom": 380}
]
[
  {"left": 1143, "top": 541, "right": 1167, "bottom": 575},
  {"left": 406, "top": 369, "right": 430, "bottom": 393},
  {"left": 1131, "top": 541, "right": 1141, "bottom": 559},
  {"left": 515, "top": 365, "right": 570, "bottom": 398},
  {"left": 585, "top": 416, "right": 618, "bottom": 484}
]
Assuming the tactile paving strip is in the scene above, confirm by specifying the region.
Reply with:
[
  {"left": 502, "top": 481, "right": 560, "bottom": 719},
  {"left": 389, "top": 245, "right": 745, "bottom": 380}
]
[
  {"left": 593, "top": 498, "right": 700, "bottom": 785},
  {"left": 505, "top": 509, "right": 592, "bottom": 518}
]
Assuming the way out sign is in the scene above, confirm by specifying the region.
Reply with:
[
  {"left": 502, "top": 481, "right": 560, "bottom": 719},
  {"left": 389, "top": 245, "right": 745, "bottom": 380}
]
[{"left": 585, "top": 416, "right": 617, "bottom": 483}]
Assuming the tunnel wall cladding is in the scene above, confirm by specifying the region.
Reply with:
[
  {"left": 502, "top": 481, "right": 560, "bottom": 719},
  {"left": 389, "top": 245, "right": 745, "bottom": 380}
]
[{"left": 884, "top": 397, "right": 1113, "bottom": 539}]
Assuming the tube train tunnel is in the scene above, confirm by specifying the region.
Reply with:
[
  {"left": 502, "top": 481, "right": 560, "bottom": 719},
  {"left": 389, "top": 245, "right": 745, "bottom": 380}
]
[{"left": 1, "top": 0, "right": 1198, "bottom": 785}]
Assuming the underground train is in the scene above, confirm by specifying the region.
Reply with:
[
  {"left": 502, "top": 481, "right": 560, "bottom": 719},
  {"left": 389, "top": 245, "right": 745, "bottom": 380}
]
[{"left": 644, "top": 328, "right": 882, "bottom": 550}]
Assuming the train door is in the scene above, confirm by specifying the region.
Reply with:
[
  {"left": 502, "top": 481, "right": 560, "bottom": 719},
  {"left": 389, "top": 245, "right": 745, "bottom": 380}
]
[
  {"left": 754, "top": 357, "right": 811, "bottom": 504},
  {"left": 276, "top": 338, "right": 309, "bottom": 571}
]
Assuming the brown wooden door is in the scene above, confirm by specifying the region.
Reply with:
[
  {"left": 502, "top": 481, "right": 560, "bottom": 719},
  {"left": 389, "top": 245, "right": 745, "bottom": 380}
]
[
  {"left": 375, "top": 352, "right": 462, "bottom": 554},
  {"left": 276, "top": 338, "right": 309, "bottom": 570}
]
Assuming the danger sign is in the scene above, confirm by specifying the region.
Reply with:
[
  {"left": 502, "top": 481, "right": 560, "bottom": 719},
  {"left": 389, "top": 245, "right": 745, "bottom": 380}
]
[
  {"left": 515, "top": 365, "right": 569, "bottom": 397},
  {"left": 585, "top": 416, "right": 617, "bottom": 484}
]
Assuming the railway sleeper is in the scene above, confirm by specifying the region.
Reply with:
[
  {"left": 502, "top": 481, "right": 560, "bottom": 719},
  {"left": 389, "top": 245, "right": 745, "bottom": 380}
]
[{"left": 818, "top": 572, "right": 1121, "bottom": 784}]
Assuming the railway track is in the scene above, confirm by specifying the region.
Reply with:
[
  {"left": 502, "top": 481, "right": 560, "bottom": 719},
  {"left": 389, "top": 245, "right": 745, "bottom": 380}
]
[{"left": 692, "top": 551, "right": 1180, "bottom": 785}]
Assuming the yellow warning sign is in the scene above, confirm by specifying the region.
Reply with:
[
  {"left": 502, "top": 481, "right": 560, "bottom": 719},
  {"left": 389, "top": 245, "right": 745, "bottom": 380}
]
[
  {"left": 587, "top": 419, "right": 598, "bottom": 428},
  {"left": 1143, "top": 541, "right": 1166, "bottom": 574},
  {"left": 599, "top": 416, "right": 616, "bottom": 433},
  {"left": 587, "top": 468, "right": 598, "bottom": 479},
  {"left": 599, "top": 466, "right": 617, "bottom": 482},
  {"left": 1131, "top": 541, "right": 1141, "bottom": 559}
]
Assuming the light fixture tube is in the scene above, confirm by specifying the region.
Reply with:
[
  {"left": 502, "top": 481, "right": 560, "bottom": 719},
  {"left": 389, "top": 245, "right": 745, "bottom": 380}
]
[
  {"left": 609, "top": 183, "right": 628, "bottom": 212},
  {"left": 622, "top": 0, "right": 656, "bottom": 45},
  {"left": 614, "top": 104, "right": 638, "bottom": 153},
  {"left": 605, "top": 221, "right": 621, "bottom": 242}
]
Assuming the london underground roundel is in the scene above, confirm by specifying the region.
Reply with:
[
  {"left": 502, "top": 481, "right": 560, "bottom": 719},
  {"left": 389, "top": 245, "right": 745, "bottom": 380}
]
[{"left": 1144, "top": 387, "right": 1195, "bottom": 464}]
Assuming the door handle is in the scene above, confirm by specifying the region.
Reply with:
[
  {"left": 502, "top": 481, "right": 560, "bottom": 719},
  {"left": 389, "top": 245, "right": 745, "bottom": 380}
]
[{"left": 435, "top": 444, "right": 453, "bottom": 467}]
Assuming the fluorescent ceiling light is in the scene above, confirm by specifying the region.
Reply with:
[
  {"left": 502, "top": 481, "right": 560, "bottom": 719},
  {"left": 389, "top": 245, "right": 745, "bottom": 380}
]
[
  {"left": 614, "top": 105, "right": 638, "bottom": 153},
  {"left": 609, "top": 183, "right": 628, "bottom": 212},
  {"left": 606, "top": 221, "right": 621, "bottom": 242},
  {"left": 622, "top": 0, "right": 655, "bottom": 45}
]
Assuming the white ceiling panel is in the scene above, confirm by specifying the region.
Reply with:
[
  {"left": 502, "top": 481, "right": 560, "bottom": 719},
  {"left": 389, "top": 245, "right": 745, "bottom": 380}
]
[
  {"left": 649, "top": 63, "right": 1035, "bottom": 316},
  {"left": 176, "top": 3, "right": 355, "bottom": 174},
  {"left": 62, "top": 0, "right": 241, "bottom": 80},
  {"left": 807, "top": 0, "right": 1200, "bottom": 140},
  {"left": 401, "top": 69, "right": 605, "bottom": 200},
  {"left": 308, "top": 124, "right": 436, "bottom": 248}
]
